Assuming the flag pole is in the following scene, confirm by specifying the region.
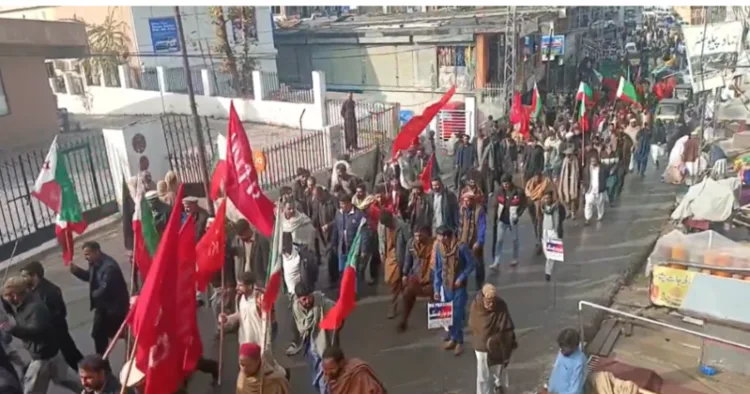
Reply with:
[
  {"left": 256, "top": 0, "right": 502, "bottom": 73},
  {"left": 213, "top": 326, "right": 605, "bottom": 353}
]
[
  {"left": 217, "top": 266, "right": 225, "bottom": 386},
  {"left": 1, "top": 238, "right": 21, "bottom": 285},
  {"left": 119, "top": 335, "right": 141, "bottom": 394},
  {"left": 103, "top": 314, "right": 131, "bottom": 360}
]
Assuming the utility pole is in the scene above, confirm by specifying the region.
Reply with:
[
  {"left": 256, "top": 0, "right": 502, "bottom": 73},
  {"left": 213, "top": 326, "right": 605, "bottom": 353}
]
[
  {"left": 174, "top": 6, "right": 214, "bottom": 214},
  {"left": 544, "top": 21, "right": 554, "bottom": 92},
  {"left": 502, "top": 6, "right": 518, "bottom": 117}
]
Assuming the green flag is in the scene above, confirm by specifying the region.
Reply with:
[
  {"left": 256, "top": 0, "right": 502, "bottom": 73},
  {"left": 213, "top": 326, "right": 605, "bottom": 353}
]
[{"left": 616, "top": 76, "right": 639, "bottom": 104}]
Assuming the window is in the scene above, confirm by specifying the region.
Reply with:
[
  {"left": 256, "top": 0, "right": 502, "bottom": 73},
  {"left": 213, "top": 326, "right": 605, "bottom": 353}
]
[{"left": 0, "top": 70, "right": 8, "bottom": 116}]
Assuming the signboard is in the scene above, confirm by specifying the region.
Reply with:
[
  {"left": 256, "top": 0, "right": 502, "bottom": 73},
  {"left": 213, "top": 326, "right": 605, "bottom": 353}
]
[
  {"left": 427, "top": 302, "right": 453, "bottom": 329},
  {"left": 541, "top": 35, "right": 565, "bottom": 61},
  {"left": 650, "top": 266, "right": 696, "bottom": 308},
  {"left": 149, "top": 17, "right": 180, "bottom": 53},
  {"left": 683, "top": 21, "right": 743, "bottom": 92},
  {"left": 543, "top": 238, "right": 564, "bottom": 262}
]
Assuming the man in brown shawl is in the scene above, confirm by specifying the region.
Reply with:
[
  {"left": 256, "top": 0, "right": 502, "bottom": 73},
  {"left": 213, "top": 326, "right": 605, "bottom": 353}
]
[
  {"left": 340, "top": 92, "right": 358, "bottom": 151},
  {"left": 397, "top": 224, "right": 434, "bottom": 333},
  {"left": 322, "top": 346, "right": 386, "bottom": 394},
  {"left": 378, "top": 211, "right": 410, "bottom": 319},
  {"left": 458, "top": 190, "right": 487, "bottom": 290},
  {"left": 469, "top": 283, "right": 517, "bottom": 394},
  {"left": 236, "top": 342, "right": 290, "bottom": 394},
  {"left": 524, "top": 172, "right": 553, "bottom": 254},
  {"left": 557, "top": 147, "right": 580, "bottom": 219}
]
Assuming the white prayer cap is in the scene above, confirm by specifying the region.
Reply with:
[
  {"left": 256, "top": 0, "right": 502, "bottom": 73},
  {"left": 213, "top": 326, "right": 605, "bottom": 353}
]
[
  {"left": 145, "top": 190, "right": 159, "bottom": 200},
  {"left": 120, "top": 358, "right": 145, "bottom": 387},
  {"left": 182, "top": 196, "right": 199, "bottom": 204}
]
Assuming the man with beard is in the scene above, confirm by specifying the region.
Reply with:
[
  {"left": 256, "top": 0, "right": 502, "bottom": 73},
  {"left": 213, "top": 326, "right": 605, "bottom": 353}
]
[
  {"left": 468, "top": 284, "right": 517, "bottom": 394},
  {"left": 522, "top": 136, "right": 546, "bottom": 185},
  {"left": 491, "top": 174, "right": 526, "bottom": 269},
  {"left": 557, "top": 148, "right": 580, "bottom": 219},
  {"left": 322, "top": 346, "right": 386, "bottom": 394},
  {"left": 540, "top": 191, "right": 566, "bottom": 281},
  {"left": 333, "top": 194, "right": 370, "bottom": 288},
  {"left": 310, "top": 186, "right": 339, "bottom": 288},
  {"left": 291, "top": 283, "right": 338, "bottom": 394},
  {"left": 525, "top": 172, "right": 553, "bottom": 255},
  {"left": 332, "top": 163, "right": 363, "bottom": 196},
  {"left": 182, "top": 196, "right": 210, "bottom": 240},
  {"left": 299, "top": 175, "right": 317, "bottom": 218},
  {"left": 426, "top": 178, "right": 460, "bottom": 234},
  {"left": 292, "top": 167, "right": 311, "bottom": 206},
  {"left": 457, "top": 190, "right": 486, "bottom": 290},
  {"left": 454, "top": 133, "right": 477, "bottom": 190},
  {"left": 20, "top": 261, "right": 82, "bottom": 371},
  {"left": 78, "top": 354, "right": 124, "bottom": 394},
  {"left": 433, "top": 225, "right": 476, "bottom": 356},
  {"left": 461, "top": 169, "right": 487, "bottom": 206},
  {"left": 397, "top": 224, "right": 434, "bottom": 333},
  {"left": 378, "top": 211, "right": 410, "bottom": 319},
  {"left": 281, "top": 200, "right": 316, "bottom": 251},
  {"left": 219, "top": 272, "right": 269, "bottom": 352},
  {"left": 144, "top": 190, "right": 171, "bottom": 235},
  {"left": 237, "top": 342, "right": 290, "bottom": 394},
  {"left": 232, "top": 219, "right": 271, "bottom": 286},
  {"left": 406, "top": 182, "right": 432, "bottom": 233}
]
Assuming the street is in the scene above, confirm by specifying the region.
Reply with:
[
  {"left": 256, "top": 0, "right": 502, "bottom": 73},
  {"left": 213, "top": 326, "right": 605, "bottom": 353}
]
[{"left": 10, "top": 162, "right": 675, "bottom": 394}]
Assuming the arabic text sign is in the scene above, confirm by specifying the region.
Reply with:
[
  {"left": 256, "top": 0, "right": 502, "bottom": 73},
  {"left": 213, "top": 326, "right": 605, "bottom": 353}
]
[
  {"left": 541, "top": 35, "right": 566, "bottom": 58},
  {"left": 683, "top": 21, "right": 743, "bottom": 92},
  {"left": 544, "top": 238, "right": 564, "bottom": 262},
  {"left": 149, "top": 17, "right": 180, "bottom": 53},
  {"left": 650, "top": 266, "right": 696, "bottom": 308},
  {"left": 427, "top": 302, "right": 453, "bottom": 329}
]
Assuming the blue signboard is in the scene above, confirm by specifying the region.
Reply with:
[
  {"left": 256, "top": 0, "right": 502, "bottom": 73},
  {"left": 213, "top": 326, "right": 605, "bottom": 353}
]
[
  {"left": 148, "top": 17, "right": 180, "bottom": 53},
  {"left": 541, "top": 35, "right": 566, "bottom": 57}
]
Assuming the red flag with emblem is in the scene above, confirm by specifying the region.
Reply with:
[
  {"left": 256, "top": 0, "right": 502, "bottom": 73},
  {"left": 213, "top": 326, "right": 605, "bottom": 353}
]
[
  {"left": 195, "top": 199, "right": 227, "bottom": 291},
  {"left": 128, "top": 184, "right": 202, "bottom": 394},
  {"left": 224, "top": 102, "right": 275, "bottom": 237}
]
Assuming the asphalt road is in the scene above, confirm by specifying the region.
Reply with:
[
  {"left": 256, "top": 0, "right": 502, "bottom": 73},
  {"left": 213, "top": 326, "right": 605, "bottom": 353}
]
[{"left": 13, "top": 161, "right": 674, "bottom": 394}]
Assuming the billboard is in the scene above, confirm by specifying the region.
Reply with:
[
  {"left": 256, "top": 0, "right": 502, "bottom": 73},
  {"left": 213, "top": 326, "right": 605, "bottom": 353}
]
[
  {"left": 148, "top": 17, "right": 180, "bottom": 53},
  {"left": 683, "top": 21, "right": 743, "bottom": 92},
  {"left": 541, "top": 35, "right": 565, "bottom": 61}
]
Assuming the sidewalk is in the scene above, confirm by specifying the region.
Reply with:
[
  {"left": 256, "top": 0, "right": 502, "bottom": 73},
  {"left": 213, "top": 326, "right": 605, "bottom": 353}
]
[{"left": 605, "top": 273, "right": 750, "bottom": 394}]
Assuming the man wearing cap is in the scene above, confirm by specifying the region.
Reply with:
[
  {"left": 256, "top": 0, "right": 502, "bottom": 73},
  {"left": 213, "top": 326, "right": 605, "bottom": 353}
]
[
  {"left": 433, "top": 225, "right": 476, "bottom": 356},
  {"left": 145, "top": 190, "right": 171, "bottom": 235},
  {"left": 1, "top": 276, "right": 83, "bottom": 393},
  {"left": 182, "top": 196, "right": 210, "bottom": 240},
  {"left": 557, "top": 147, "right": 580, "bottom": 219},
  {"left": 457, "top": 189, "right": 486, "bottom": 290},
  {"left": 237, "top": 342, "right": 290, "bottom": 394}
]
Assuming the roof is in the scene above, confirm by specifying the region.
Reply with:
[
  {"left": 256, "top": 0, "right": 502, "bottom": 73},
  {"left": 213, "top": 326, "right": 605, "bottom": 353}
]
[{"left": 274, "top": 7, "right": 557, "bottom": 39}]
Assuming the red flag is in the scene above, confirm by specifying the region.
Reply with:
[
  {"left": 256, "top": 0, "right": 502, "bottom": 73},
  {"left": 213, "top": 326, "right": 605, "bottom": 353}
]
[
  {"left": 209, "top": 159, "right": 227, "bottom": 201},
  {"left": 224, "top": 102, "right": 276, "bottom": 237},
  {"left": 128, "top": 185, "right": 201, "bottom": 394},
  {"left": 195, "top": 199, "right": 227, "bottom": 291},
  {"left": 419, "top": 153, "right": 436, "bottom": 191},
  {"left": 509, "top": 91, "right": 523, "bottom": 124},
  {"left": 391, "top": 86, "right": 456, "bottom": 158},
  {"left": 132, "top": 221, "right": 152, "bottom": 278}
]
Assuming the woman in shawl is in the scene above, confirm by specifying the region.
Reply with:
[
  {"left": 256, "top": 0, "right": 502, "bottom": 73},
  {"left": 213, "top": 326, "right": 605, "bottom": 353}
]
[
  {"left": 524, "top": 172, "right": 552, "bottom": 254},
  {"left": 557, "top": 148, "right": 580, "bottom": 219},
  {"left": 236, "top": 343, "right": 290, "bottom": 394},
  {"left": 469, "top": 284, "right": 517, "bottom": 394}
]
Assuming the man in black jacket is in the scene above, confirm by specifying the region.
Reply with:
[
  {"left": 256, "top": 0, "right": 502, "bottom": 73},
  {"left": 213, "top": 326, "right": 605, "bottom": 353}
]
[
  {"left": 21, "top": 261, "right": 83, "bottom": 371},
  {"left": 69, "top": 241, "right": 130, "bottom": 355},
  {"left": 0, "top": 344, "right": 21, "bottom": 394},
  {"left": 2, "top": 276, "right": 82, "bottom": 392}
]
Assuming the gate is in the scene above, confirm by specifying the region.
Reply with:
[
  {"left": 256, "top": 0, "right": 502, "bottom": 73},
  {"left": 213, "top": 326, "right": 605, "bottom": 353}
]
[
  {"left": 0, "top": 135, "right": 118, "bottom": 261},
  {"left": 160, "top": 114, "right": 216, "bottom": 197},
  {"left": 436, "top": 109, "right": 472, "bottom": 141}
]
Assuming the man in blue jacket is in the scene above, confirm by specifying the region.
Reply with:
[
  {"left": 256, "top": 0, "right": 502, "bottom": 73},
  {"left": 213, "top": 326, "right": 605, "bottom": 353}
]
[
  {"left": 433, "top": 225, "right": 476, "bottom": 356},
  {"left": 332, "top": 194, "right": 369, "bottom": 289}
]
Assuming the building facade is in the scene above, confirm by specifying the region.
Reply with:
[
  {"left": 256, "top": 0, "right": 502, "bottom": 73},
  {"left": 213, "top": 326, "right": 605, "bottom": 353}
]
[
  {"left": 0, "top": 18, "right": 88, "bottom": 149},
  {"left": 672, "top": 6, "right": 727, "bottom": 25}
]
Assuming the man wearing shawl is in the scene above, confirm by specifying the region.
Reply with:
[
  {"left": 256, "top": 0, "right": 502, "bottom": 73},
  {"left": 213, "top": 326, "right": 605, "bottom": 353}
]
[
  {"left": 406, "top": 182, "right": 432, "bottom": 234},
  {"left": 354, "top": 184, "right": 382, "bottom": 285},
  {"left": 491, "top": 174, "right": 526, "bottom": 269},
  {"left": 524, "top": 172, "right": 552, "bottom": 254},
  {"left": 557, "top": 148, "right": 580, "bottom": 219},
  {"left": 378, "top": 211, "right": 410, "bottom": 319},
  {"left": 469, "top": 283, "right": 517, "bottom": 394},
  {"left": 397, "top": 224, "right": 435, "bottom": 333},
  {"left": 291, "top": 283, "right": 338, "bottom": 394},
  {"left": 396, "top": 140, "right": 422, "bottom": 189},
  {"left": 433, "top": 225, "right": 476, "bottom": 356},
  {"left": 461, "top": 169, "right": 486, "bottom": 206},
  {"left": 237, "top": 342, "right": 290, "bottom": 394},
  {"left": 322, "top": 346, "right": 386, "bottom": 394},
  {"left": 280, "top": 201, "right": 316, "bottom": 251},
  {"left": 457, "top": 190, "right": 487, "bottom": 290}
]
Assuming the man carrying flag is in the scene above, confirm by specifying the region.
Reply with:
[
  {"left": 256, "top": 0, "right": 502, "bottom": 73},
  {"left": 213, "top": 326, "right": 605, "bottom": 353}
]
[
  {"left": 32, "top": 135, "right": 87, "bottom": 264},
  {"left": 291, "top": 282, "right": 337, "bottom": 394}
]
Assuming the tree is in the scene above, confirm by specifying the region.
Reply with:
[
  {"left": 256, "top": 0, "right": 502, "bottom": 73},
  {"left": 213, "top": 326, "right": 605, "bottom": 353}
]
[
  {"left": 208, "top": 6, "right": 257, "bottom": 97},
  {"left": 67, "top": 7, "right": 131, "bottom": 86}
]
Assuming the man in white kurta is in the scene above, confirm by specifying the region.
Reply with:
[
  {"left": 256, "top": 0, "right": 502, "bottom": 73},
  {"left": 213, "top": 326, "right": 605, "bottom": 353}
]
[
  {"left": 219, "top": 271, "right": 265, "bottom": 346},
  {"left": 584, "top": 156, "right": 605, "bottom": 224}
]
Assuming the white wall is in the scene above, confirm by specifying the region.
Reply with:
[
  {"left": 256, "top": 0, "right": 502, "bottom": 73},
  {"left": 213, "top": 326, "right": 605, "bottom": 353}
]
[
  {"left": 130, "top": 6, "right": 277, "bottom": 72},
  {"left": 56, "top": 87, "right": 322, "bottom": 129}
]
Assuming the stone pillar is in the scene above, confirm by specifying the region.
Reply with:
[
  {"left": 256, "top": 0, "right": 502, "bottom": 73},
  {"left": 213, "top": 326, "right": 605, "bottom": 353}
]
[
  {"left": 157, "top": 66, "right": 167, "bottom": 93},
  {"left": 312, "top": 70, "right": 327, "bottom": 128},
  {"left": 118, "top": 65, "right": 129, "bottom": 89},
  {"left": 252, "top": 70, "right": 264, "bottom": 101},
  {"left": 201, "top": 69, "right": 212, "bottom": 96}
]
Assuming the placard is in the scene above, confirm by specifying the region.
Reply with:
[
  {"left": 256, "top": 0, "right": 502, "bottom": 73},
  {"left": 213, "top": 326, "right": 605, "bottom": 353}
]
[
  {"left": 650, "top": 266, "right": 696, "bottom": 308},
  {"left": 427, "top": 302, "right": 453, "bottom": 329},
  {"left": 543, "top": 238, "right": 564, "bottom": 262}
]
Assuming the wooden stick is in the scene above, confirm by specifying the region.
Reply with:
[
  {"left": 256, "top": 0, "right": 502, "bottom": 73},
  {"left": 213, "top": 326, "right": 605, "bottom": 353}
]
[
  {"left": 103, "top": 317, "right": 130, "bottom": 360},
  {"left": 217, "top": 266, "right": 225, "bottom": 386},
  {"left": 119, "top": 335, "right": 140, "bottom": 394}
]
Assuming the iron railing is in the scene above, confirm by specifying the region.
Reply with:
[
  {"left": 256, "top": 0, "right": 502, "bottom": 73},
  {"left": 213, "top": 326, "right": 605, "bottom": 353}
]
[
  {"left": 261, "top": 72, "right": 314, "bottom": 104},
  {"left": 326, "top": 99, "right": 398, "bottom": 153},
  {"left": 127, "top": 66, "right": 160, "bottom": 92},
  {"left": 161, "top": 114, "right": 216, "bottom": 196},
  {"left": 257, "top": 131, "right": 329, "bottom": 190},
  {"left": 164, "top": 66, "right": 205, "bottom": 96},
  {"left": 0, "top": 134, "right": 118, "bottom": 261}
]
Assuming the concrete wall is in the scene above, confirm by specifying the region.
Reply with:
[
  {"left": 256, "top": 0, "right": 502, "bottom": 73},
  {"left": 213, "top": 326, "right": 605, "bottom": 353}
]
[{"left": 0, "top": 56, "right": 59, "bottom": 149}]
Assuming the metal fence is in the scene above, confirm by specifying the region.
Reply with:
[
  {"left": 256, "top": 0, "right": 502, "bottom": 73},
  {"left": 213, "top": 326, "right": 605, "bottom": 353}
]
[
  {"left": 161, "top": 114, "right": 216, "bottom": 196},
  {"left": 256, "top": 131, "right": 329, "bottom": 190},
  {"left": 261, "top": 72, "right": 314, "bottom": 104},
  {"left": 0, "top": 134, "right": 118, "bottom": 261},
  {"left": 164, "top": 66, "right": 205, "bottom": 96},
  {"left": 326, "top": 99, "right": 398, "bottom": 153},
  {"left": 127, "top": 66, "right": 160, "bottom": 92}
]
